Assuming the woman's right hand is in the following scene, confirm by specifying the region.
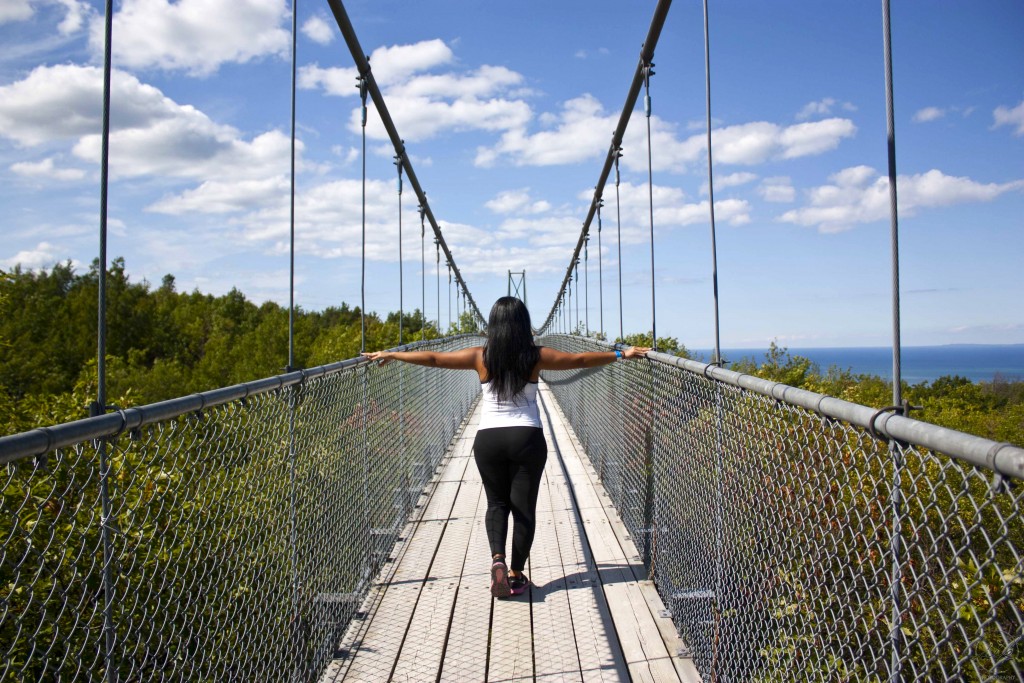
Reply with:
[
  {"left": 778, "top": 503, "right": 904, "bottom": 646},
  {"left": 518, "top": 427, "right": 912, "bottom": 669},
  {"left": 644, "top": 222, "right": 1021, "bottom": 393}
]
[{"left": 361, "top": 351, "right": 393, "bottom": 365}]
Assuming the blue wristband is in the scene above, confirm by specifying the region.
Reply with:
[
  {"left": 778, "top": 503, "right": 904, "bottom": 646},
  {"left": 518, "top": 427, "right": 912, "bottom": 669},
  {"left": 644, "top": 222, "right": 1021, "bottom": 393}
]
[{"left": 614, "top": 349, "right": 623, "bottom": 360}]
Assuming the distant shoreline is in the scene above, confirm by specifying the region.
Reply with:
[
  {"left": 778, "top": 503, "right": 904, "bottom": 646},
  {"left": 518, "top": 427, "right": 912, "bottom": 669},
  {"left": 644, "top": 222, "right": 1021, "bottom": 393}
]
[{"left": 691, "top": 344, "right": 1024, "bottom": 384}]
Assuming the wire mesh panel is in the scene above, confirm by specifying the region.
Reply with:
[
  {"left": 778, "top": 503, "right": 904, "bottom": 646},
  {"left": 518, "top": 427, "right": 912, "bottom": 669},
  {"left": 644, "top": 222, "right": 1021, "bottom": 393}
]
[
  {"left": 1, "top": 335, "right": 482, "bottom": 682},
  {"left": 540, "top": 334, "right": 1023, "bottom": 683}
]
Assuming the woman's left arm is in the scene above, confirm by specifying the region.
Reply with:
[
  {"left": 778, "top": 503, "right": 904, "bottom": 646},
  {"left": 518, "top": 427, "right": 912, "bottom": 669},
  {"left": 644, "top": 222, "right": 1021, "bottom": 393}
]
[{"left": 361, "top": 346, "right": 480, "bottom": 370}]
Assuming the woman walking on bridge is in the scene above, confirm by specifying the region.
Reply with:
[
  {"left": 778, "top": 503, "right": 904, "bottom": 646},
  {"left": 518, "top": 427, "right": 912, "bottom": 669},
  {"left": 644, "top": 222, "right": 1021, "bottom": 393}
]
[{"left": 363, "top": 296, "right": 649, "bottom": 598}]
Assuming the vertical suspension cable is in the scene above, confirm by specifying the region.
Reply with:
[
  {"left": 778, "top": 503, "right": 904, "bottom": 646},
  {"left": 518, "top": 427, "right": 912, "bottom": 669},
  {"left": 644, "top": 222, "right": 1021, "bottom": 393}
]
[
  {"left": 584, "top": 236, "right": 590, "bottom": 336},
  {"left": 396, "top": 151, "right": 404, "bottom": 344},
  {"left": 286, "top": 1, "right": 299, "bottom": 675},
  {"left": 419, "top": 205, "right": 425, "bottom": 341},
  {"left": 882, "top": 3, "right": 903, "bottom": 407},
  {"left": 96, "top": 3, "right": 117, "bottom": 680},
  {"left": 643, "top": 59, "right": 657, "bottom": 350},
  {"left": 435, "top": 238, "right": 440, "bottom": 335},
  {"left": 702, "top": 3, "right": 725, "bottom": 672},
  {"left": 447, "top": 261, "right": 452, "bottom": 333},
  {"left": 574, "top": 259, "right": 580, "bottom": 333},
  {"left": 703, "top": 0, "right": 722, "bottom": 365},
  {"left": 615, "top": 149, "right": 624, "bottom": 341},
  {"left": 597, "top": 198, "right": 604, "bottom": 338},
  {"left": 355, "top": 69, "right": 371, "bottom": 598},
  {"left": 288, "top": 2, "right": 298, "bottom": 371},
  {"left": 358, "top": 74, "right": 368, "bottom": 352},
  {"left": 882, "top": 2, "right": 905, "bottom": 680}
]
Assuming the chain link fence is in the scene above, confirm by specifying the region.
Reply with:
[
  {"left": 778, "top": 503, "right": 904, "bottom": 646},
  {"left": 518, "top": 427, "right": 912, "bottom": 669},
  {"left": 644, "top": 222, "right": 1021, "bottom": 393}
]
[
  {"left": 540, "top": 334, "right": 1023, "bottom": 683},
  {"left": 1, "top": 335, "right": 482, "bottom": 682}
]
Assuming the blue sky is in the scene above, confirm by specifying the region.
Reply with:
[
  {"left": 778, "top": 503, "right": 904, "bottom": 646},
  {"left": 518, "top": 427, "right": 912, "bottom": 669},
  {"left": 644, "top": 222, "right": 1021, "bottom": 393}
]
[{"left": 1, "top": 0, "right": 1021, "bottom": 349}]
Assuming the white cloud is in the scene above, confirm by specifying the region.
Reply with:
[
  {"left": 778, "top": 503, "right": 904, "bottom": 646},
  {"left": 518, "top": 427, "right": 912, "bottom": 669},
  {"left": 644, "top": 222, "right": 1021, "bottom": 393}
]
[
  {"left": 913, "top": 106, "right": 946, "bottom": 123},
  {"left": 777, "top": 119, "right": 858, "bottom": 159},
  {"left": 702, "top": 118, "right": 856, "bottom": 166},
  {"left": 758, "top": 176, "right": 795, "bottom": 203},
  {"left": 0, "top": 64, "right": 177, "bottom": 147},
  {"left": 582, "top": 181, "right": 751, "bottom": 237},
  {"left": 301, "top": 39, "right": 454, "bottom": 95},
  {"left": 778, "top": 166, "right": 1024, "bottom": 233},
  {"left": 148, "top": 176, "right": 290, "bottom": 214},
  {"left": 301, "top": 40, "right": 531, "bottom": 142},
  {"left": 10, "top": 157, "right": 85, "bottom": 180},
  {"left": 2, "top": 241, "right": 65, "bottom": 270},
  {"left": 796, "top": 98, "right": 836, "bottom": 120},
  {"left": 0, "top": 0, "right": 87, "bottom": 33},
  {"left": 362, "top": 92, "right": 532, "bottom": 142},
  {"left": 0, "top": 0, "right": 34, "bottom": 24},
  {"left": 55, "top": 0, "right": 87, "bottom": 34},
  {"left": 796, "top": 98, "right": 856, "bottom": 120},
  {"left": 479, "top": 104, "right": 857, "bottom": 170},
  {"left": 993, "top": 99, "right": 1024, "bottom": 136},
  {"left": 301, "top": 14, "right": 334, "bottom": 45},
  {"left": 476, "top": 94, "right": 616, "bottom": 167},
  {"left": 0, "top": 62, "right": 303, "bottom": 229},
  {"left": 89, "top": 0, "right": 290, "bottom": 76},
  {"left": 485, "top": 189, "right": 552, "bottom": 215},
  {"left": 702, "top": 172, "right": 757, "bottom": 195}
]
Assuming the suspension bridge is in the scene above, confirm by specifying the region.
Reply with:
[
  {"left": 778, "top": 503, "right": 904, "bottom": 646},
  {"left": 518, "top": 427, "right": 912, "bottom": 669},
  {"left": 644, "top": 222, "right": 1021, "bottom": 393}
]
[{"left": 2, "top": 1, "right": 1022, "bottom": 681}]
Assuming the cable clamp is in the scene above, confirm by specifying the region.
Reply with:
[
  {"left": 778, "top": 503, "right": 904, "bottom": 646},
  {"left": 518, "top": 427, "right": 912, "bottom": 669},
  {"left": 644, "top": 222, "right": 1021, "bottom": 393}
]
[
  {"left": 867, "top": 400, "right": 919, "bottom": 442},
  {"left": 984, "top": 442, "right": 1014, "bottom": 494}
]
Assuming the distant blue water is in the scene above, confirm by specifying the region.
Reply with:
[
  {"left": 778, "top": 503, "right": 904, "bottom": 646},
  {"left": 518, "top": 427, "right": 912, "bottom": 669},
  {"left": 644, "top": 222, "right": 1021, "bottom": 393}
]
[{"left": 690, "top": 345, "right": 1024, "bottom": 384}]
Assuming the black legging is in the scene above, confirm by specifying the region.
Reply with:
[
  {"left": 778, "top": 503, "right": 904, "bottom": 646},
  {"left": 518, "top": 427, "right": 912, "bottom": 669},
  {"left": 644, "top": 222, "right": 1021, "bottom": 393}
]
[{"left": 473, "top": 426, "right": 547, "bottom": 572}]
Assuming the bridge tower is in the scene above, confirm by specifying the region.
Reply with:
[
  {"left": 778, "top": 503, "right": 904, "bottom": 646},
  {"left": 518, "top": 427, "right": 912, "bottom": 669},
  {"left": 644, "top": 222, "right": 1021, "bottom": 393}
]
[{"left": 508, "top": 270, "right": 527, "bottom": 307}]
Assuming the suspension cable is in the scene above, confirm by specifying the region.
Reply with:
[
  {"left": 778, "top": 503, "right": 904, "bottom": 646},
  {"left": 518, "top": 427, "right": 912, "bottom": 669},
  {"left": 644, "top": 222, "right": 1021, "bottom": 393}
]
[
  {"left": 288, "top": 0, "right": 298, "bottom": 371},
  {"left": 615, "top": 148, "right": 624, "bottom": 341},
  {"left": 447, "top": 260, "right": 452, "bottom": 333},
  {"left": 419, "top": 204, "right": 425, "bottom": 341},
  {"left": 882, "top": 0, "right": 902, "bottom": 405},
  {"left": 702, "top": 0, "right": 722, "bottom": 364},
  {"left": 882, "top": 3, "right": 905, "bottom": 681},
  {"left": 574, "top": 259, "right": 580, "bottom": 333},
  {"left": 533, "top": 0, "right": 672, "bottom": 335},
  {"left": 327, "top": 0, "right": 484, "bottom": 328},
  {"left": 435, "top": 238, "right": 440, "bottom": 334},
  {"left": 643, "top": 59, "right": 658, "bottom": 351},
  {"left": 96, "top": 2, "right": 117, "bottom": 679},
  {"left": 584, "top": 235, "right": 590, "bottom": 335},
  {"left": 597, "top": 198, "right": 604, "bottom": 338},
  {"left": 396, "top": 150, "right": 404, "bottom": 344},
  {"left": 286, "top": 1, "right": 300, "bottom": 671},
  {"left": 358, "top": 74, "right": 368, "bottom": 352}
]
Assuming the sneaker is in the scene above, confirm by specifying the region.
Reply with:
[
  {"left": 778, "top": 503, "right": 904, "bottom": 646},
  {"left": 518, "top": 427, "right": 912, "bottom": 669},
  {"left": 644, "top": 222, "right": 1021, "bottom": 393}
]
[
  {"left": 490, "top": 559, "right": 511, "bottom": 599},
  {"left": 509, "top": 573, "right": 530, "bottom": 596}
]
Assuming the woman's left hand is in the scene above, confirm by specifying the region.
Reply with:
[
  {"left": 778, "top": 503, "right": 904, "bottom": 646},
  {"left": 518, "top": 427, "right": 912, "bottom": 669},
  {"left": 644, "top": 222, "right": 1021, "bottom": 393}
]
[
  {"left": 623, "top": 346, "right": 651, "bottom": 359},
  {"left": 361, "top": 351, "right": 393, "bottom": 365}
]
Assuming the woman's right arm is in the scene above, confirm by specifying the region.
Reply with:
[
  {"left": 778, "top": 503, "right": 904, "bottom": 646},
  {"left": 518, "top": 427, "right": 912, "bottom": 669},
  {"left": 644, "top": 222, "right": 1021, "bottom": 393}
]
[{"left": 536, "top": 345, "right": 649, "bottom": 371}]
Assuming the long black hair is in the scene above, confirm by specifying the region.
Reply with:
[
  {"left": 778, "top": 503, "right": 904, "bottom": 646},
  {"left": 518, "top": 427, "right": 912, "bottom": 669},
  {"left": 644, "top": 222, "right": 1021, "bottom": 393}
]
[{"left": 483, "top": 296, "right": 540, "bottom": 402}]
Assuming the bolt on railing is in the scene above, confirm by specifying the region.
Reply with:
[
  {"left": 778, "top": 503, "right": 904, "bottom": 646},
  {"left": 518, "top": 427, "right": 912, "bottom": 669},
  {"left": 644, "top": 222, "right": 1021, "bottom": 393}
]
[
  {"left": 0, "top": 335, "right": 482, "bottom": 682},
  {"left": 540, "top": 333, "right": 1023, "bottom": 683}
]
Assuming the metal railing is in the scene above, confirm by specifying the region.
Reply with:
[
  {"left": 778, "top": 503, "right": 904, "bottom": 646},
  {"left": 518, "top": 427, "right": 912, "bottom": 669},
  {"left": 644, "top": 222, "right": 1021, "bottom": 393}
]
[
  {"left": 0, "top": 335, "right": 483, "bottom": 682},
  {"left": 540, "top": 334, "right": 1023, "bottom": 683}
]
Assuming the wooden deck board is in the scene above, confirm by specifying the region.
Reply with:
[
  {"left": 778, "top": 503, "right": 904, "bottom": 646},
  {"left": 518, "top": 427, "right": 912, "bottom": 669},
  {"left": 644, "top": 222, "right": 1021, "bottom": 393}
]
[{"left": 321, "top": 383, "right": 700, "bottom": 683}]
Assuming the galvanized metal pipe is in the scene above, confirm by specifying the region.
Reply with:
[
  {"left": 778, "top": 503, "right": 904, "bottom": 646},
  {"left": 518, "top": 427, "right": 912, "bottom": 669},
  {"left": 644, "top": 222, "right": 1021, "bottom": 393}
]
[
  {"left": 645, "top": 349, "right": 1024, "bottom": 480},
  {"left": 0, "top": 336, "right": 481, "bottom": 463}
]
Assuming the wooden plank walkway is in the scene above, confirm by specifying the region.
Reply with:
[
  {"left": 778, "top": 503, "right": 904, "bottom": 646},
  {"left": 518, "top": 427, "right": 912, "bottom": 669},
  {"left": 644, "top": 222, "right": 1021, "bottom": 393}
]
[{"left": 320, "top": 382, "right": 702, "bottom": 683}]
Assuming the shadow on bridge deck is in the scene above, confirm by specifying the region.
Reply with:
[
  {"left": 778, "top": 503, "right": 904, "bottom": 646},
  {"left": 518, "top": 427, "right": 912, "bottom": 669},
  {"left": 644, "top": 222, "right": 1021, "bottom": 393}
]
[{"left": 319, "top": 382, "right": 701, "bottom": 682}]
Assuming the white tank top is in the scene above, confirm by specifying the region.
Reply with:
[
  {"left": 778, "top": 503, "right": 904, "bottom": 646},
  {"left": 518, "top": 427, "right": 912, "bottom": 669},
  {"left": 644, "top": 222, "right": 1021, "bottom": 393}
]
[{"left": 478, "top": 380, "right": 542, "bottom": 430}]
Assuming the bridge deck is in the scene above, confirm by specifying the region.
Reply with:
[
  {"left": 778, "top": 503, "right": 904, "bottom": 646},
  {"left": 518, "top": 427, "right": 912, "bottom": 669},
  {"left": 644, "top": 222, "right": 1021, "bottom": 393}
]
[{"left": 320, "top": 383, "right": 701, "bottom": 682}]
